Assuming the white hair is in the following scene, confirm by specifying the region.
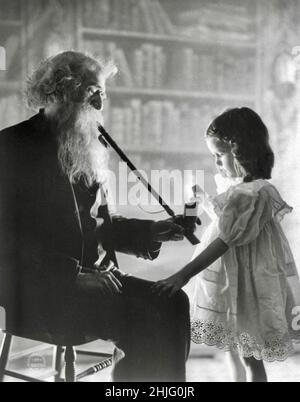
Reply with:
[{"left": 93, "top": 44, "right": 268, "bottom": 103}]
[
  {"left": 55, "top": 102, "right": 109, "bottom": 186},
  {"left": 25, "top": 50, "right": 117, "bottom": 110},
  {"left": 26, "top": 51, "right": 117, "bottom": 186}
]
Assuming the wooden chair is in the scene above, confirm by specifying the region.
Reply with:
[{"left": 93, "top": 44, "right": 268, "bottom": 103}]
[{"left": 0, "top": 331, "right": 113, "bottom": 382}]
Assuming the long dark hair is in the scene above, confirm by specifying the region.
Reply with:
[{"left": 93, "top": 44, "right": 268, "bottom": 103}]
[{"left": 206, "top": 107, "right": 275, "bottom": 182}]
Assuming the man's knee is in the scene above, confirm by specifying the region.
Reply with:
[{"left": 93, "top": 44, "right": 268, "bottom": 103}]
[
  {"left": 160, "top": 289, "right": 190, "bottom": 317},
  {"left": 174, "top": 289, "right": 190, "bottom": 311}
]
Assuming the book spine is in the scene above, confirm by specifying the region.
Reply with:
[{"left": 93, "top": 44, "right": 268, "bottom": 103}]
[
  {"left": 100, "top": 0, "right": 111, "bottom": 29},
  {"left": 147, "top": 0, "right": 164, "bottom": 35},
  {"left": 199, "top": 53, "right": 216, "bottom": 92},
  {"left": 130, "top": 98, "right": 142, "bottom": 147},
  {"left": 120, "top": 0, "right": 130, "bottom": 31},
  {"left": 162, "top": 101, "right": 173, "bottom": 149},
  {"left": 133, "top": 48, "right": 144, "bottom": 87},
  {"left": 130, "top": 0, "right": 141, "bottom": 32},
  {"left": 152, "top": 101, "right": 163, "bottom": 148},
  {"left": 123, "top": 106, "right": 133, "bottom": 146},
  {"left": 154, "top": 46, "right": 163, "bottom": 88},
  {"left": 111, "top": 107, "right": 125, "bottom": 145},
  {"left": 114, "top": 48, "right": 134, "bottom": 87},
  {"left": 111, "top": 0, "right": 122, "bottom": 30},
  {"left": 144, "top": 44, "right": 155, "bottom": 88},
  {"left": 153, "top": 0, "right": 175, "bottom": 35},
  {"left": 172, "top": 105, "right": 180, "bottom": 150},
  {"left": 142, "top": 102, "right": 150, "bottom": 148},
  {"left": 138, "top": 0, "right": 155, "bottom": 33},
  {"left": 183, "top": 48, "right": 194, "bottom": 91}
]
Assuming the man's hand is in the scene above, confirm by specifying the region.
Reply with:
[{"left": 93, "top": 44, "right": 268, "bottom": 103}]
[
  {"left": 173, "top": 214, "right": 201, "bottom": 238},
  {"left": 150, "top": 219, "right": 185, "bottom": 242},
  {"left": 151, "top": 271, "right": 189, "bottom": 297},
  {"left": 76, "top": 270, "right": 122, "bottom": 296},
  {"left": 150, "top": 215, "right": 201, "bottom": 243}
]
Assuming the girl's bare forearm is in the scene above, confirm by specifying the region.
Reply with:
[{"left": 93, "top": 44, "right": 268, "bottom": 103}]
[{"left": 181, "top": 238, "right": 229, "bottom": 281}]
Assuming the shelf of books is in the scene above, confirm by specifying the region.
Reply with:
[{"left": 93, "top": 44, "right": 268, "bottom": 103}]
[
  {"left": 81, "top": 28, "right": 256, "bottom": 50},
  {"left": 107, "top": 87, "right": 255, "bottom": 102},
  {"left": 77, "top": 0, "right": 258, "bottom": 170}
]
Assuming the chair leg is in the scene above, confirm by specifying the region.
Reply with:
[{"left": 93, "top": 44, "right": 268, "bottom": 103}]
[
  {"left": 0, "top": 334, "right": 12, "bottom": 382},
  {"left": 54, "top": 346, "right": 64, "bottom": 382},
  {"left": 65, "top": 346, "right": 76, "bottom": 382}
]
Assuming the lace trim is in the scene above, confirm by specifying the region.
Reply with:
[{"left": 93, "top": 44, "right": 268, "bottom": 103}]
[
  {"left": 191, "top": 319, "right": 300, "bottom": 362},
  {"left": 274, "top": 201, "right": 293, "bottom": 222}
]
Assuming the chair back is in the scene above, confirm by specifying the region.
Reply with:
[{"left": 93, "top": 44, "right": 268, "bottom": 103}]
[{"left": 0, "top": 306, "right": 5, "bottom": 331}]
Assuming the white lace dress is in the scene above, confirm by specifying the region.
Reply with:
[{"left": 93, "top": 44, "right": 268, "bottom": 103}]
[{"left": 184, "top": 175, "right": 300, "bottom": 361}]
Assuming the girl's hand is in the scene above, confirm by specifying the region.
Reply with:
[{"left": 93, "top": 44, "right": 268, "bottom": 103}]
[{"left": 151, "top": 272, "right": 189, "bottom": 297}]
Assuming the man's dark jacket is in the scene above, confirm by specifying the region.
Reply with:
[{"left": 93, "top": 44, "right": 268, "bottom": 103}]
[{"left": 0, "top": 111, "right": 160, "bottom": 339}]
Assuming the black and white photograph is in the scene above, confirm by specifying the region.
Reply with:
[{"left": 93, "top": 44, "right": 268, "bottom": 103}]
[{"left": 0, "top": 0, "right": 300, "bottom": 385}]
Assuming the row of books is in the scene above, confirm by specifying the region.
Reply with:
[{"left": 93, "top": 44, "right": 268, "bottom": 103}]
[
  {"left": 103, "top": 99, "right": 225, "bottom": 151},
  {"left": 81, "top": 0, "right": 255, "bottom": 43},
  {"left": 169, "top": 48, "right": 217, "bottom": 92},
  {"left": 0, "top": 0, "right": 21, "bottom": 22},
  {"left": 219, "top": 52, "right": 255, "bottom": 94},
  {"left": 176, "top": 1, "right": 255, "bottom": 42},
  {"left": 82, "top": 0, "right": 175, "bottom": 35},
  {"left": 177, "top": 2, "right": 253, "bottom": 31},
  {"left": 85, "top": 39, "right": 167, "bottom": 88},
  {"left": 84, "top": 39, "right": 255, "bottom": 93}
]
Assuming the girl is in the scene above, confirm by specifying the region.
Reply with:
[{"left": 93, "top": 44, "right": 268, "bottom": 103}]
[{"left": 153, "top": 107, "right": 300, "bottom": 382}]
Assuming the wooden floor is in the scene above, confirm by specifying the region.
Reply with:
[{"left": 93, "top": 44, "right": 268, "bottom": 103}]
[{"left": 2, "top": 339, "right": 300, "bottom": 382}]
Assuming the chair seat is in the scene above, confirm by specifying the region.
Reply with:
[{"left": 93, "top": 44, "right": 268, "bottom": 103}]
[
  {"left": 3, "top": 328, "right": 97, "bottom": 347},
  {"left": 0, "top": 331, "right": 113, "bottom": 382}
]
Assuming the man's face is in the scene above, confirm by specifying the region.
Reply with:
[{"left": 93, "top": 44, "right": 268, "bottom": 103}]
[{"left": 84, "top": 71, "right": 107, "bottom": 112}]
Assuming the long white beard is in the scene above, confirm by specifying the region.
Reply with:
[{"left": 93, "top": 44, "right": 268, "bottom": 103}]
[{"left": 56, "top": 103, "right": 109, "bottom": 186}]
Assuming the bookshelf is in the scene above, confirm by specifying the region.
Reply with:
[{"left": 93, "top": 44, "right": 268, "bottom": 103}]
[
  {"left": 0, "top": 0, "right": 260, "bottom": 173},
  {"left": 75, "top": 0, "right": 258, "bottom": 170},
  {"left": 107, "top": 86, "right": 255, "bottom": 103},
  {"left": 81, "top": 27, "right": 257, "bottom": 50}
]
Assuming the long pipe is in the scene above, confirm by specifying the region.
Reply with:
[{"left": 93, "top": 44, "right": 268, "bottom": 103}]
[{"left": 98, "top": 125, "right": 200, "bottom": 245}]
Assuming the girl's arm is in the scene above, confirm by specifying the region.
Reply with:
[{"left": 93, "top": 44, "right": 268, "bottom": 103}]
[
  {"left": 152, "top": 238, "right": 228, "bottom": 296},
  {"left": 182, "top": 238, "right": 228, "bottom": 279}
]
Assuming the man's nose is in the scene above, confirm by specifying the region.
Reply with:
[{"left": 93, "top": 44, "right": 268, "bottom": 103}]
[{"left": 89, "top": 90, "right": 103, "bottom": 110}]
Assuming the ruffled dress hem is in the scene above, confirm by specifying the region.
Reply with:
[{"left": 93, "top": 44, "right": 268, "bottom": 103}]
[{"left": 191, "top": 319, "right": 300, "bottom": 362}]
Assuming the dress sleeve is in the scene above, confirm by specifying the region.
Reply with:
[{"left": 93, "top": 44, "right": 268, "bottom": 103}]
[{"left": 217, "top": 187, "right": 273, "bottom": 247}]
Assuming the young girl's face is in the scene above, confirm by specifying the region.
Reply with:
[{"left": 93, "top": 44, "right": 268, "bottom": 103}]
[{"left": 206, "top": 136, "right": 237, "bottom": 178}]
